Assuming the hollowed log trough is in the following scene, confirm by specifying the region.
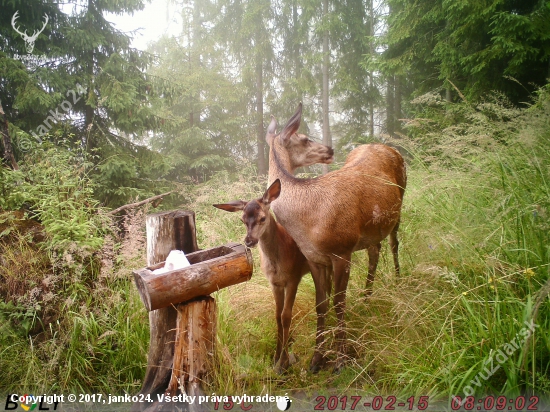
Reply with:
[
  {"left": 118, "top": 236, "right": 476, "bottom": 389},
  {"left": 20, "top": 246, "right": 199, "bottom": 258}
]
[{"left": 134, "top": 243, "right": 253, "bottom": 312}]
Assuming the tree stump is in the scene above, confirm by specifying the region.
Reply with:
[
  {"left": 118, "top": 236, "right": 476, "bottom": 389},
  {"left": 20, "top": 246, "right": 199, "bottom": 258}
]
[
  {"left": 134, "top": 211, "right": 199, "bottom": 411},
  {"left": 166, "top": 296, "right": 216, "bottom": 410}
]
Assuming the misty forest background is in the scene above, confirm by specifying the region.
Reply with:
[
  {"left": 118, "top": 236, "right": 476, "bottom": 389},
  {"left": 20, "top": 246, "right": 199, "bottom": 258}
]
[{"left": 1, "top": 0, "right": 550, "bottom": 402}]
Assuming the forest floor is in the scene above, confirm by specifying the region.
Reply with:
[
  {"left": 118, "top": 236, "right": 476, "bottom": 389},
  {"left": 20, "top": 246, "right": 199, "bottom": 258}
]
[{"left": 1, "top": 90, "right": 549, "bottom": 409}]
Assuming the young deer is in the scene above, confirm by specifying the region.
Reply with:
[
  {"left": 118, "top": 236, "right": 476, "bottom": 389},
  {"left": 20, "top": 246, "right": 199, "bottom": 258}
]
[
  {"left": 214, "top": 179, "right": 311, "bottom": 373},
  {"left": 267, "top": 104, "right": 407, "bottom": 373},
  {"left": 214, "top": 135, "right": 334, "bottom": 374}
]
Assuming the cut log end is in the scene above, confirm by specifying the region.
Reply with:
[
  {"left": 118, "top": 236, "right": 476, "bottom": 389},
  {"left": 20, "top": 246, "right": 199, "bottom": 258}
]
[{"left": 134, "top": 272, "right": 153, "bottom": 311}]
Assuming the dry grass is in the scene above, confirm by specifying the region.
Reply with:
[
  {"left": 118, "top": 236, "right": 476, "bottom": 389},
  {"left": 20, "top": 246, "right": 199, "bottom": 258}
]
[
  {"left": 188, "top": 169, "right": 463, "bottom": 396},
  {"left": 2, "top": 91, "right": 549, "bottom": 398}
]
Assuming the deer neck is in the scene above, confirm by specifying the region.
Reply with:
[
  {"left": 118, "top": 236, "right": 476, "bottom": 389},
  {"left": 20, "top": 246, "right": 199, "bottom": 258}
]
[
  {"left": 258, "top": 213, "right": 284, "bottom": 259},
  {"left": 268, "top": 139, "right": 296, "bottom": 187},
  {"left": 267, "top": 139, "right": 323, "bottom": 247}
]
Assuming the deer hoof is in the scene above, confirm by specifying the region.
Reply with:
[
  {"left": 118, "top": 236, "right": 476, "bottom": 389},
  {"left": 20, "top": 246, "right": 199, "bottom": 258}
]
[
  {"left": 274, "top": 359, "right": 289, "bottom": 375},
  {"left": 309, "top": 353, "right": 326, "bottom": 374},
  {"left": 333, "top": 357, "right": 346, "bottom": 374},
  {"left": 309, "top": 363, "right": 321, "bottom": 374},
  {"left": 289, "top": 352, "right": 298, "bottom": 365},
  {"left": 361, "top": 289, "right": 373, "bottom": 301}
]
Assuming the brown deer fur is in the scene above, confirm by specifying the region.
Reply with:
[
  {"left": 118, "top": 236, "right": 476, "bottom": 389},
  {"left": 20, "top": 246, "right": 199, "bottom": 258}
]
[
  {"left": 267, "top": 104, "right": 406, "bottom": 372},
  {"left": 214, "top": 180, "right": 311, "bottom": 373},
  {"left": 214, "top": 135, "right": 334, "bottom": 374}
]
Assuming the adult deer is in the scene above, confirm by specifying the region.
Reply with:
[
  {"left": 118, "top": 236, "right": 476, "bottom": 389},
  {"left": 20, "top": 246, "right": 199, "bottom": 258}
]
[
  {"left": 214, "top": 179, "right": 311, "bottom": 373},
  {"left": 267, "top": 104, "right": 406, "bottom": 373}
]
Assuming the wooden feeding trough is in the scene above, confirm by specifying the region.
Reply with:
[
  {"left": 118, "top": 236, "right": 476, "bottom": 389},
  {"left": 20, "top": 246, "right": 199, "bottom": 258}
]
[
  {"left": 132, "top": 210, "right": 253, "bottom": 412},
  {"left": 134, "top": 243, "right": 253, "bottom": 311}
]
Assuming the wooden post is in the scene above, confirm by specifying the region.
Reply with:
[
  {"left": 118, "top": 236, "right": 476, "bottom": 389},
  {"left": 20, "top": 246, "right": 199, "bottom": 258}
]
[
  {"left": 135, "top": 211, "right": 199, "bottom": 411},
  {"left": 166, "top": 296, "right": 216, "bottom": 407},
  {"left": 134, "top": 212, "right": 254, "bottom": 412}
]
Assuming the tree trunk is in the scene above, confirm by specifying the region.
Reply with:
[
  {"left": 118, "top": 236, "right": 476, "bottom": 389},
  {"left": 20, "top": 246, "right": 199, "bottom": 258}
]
[
  {"left": 134, "top": 211, "right": 199, "bottom": 411},
  {"left": 190, "top": 0, "right": 201, "bottom": 128},
  {"left": 386, "top": 75, "right": 394, "bottom": 137},
  {"left": 369, "top": 85, "right": 375, "bottom": 138},
  {"left": 368, "top": 0, "right": 375, "bottom": 139},
  {"left": 321, "top": 0, "right": 331, "bottom": 174},
  {"left": 85, "top": 0, "right": 95, "bottom": 137},
  {"left": 293, "top": 0, "right": 303, "bottom": 104},
  {"left": 256, "top": 58, "right": 266, "bottom": 175},
  {"left": 0, "top": 102, "right": 18, "bottom": 170},
  {"left": 394, "top": 75, "right": 402, "bottom": 134}
]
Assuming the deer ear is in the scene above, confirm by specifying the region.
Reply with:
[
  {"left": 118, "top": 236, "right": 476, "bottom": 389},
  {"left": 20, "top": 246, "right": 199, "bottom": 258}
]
[
  {"left": 266, "top": 116, "right": 277, "bottom": 137},
  {"left": 213, "top": 200, "right": 247, "bottom": 212},
  {"left": 263, "top": 179, "right": 281, "bottom": 205},
  {"left": 280, "top": 103, "right": 302, "bottom": 145}
]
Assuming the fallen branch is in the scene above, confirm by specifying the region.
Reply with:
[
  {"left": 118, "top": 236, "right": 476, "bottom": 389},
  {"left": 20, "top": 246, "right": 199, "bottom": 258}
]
[{"left": 108, "top": 191, "right": 174, "bottom": 215}]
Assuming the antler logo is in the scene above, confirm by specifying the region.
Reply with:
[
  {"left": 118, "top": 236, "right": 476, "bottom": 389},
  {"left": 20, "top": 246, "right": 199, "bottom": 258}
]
[{"left": 11, "top": 11, "right": 49, "bottom": 54}]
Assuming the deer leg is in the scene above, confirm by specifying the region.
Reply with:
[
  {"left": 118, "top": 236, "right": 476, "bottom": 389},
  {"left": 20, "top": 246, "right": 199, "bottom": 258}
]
[
  {"left": 332, "top": 254, "right": 352, "bottom": 374},
  {"left": 275, "top": 280, "right": 299, "bottom": 374},
  {"left": 389, "top": 220, "right": 401, "bottom": 275},
  {"left": 364, "top": 243, "right": 381, "bottom": 297},
  {"left": 309, "top": 263, "right": 329, "bottom": 373},
  {"left": 271, "top": 284, "right": 285, "bottom": 367}
]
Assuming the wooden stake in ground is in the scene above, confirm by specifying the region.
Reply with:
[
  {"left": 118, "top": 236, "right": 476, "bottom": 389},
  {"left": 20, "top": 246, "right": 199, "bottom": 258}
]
[
  {"left": 166, "top": 296, "right": 216, "bottom": 404},
  {"left": 135, "top": 211, "right": 199, "bottom": 411}
]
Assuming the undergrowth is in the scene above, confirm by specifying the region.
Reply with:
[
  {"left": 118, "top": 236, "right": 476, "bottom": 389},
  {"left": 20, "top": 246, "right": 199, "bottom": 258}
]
[
  {"left": 198, "top": 87, "right": 550, "bottom": 401},
  {"left": 0, "top": 87, "right": 549, "bottom": 405},
  {"left": 0, "top": 141, "right": 149, "bottom": 394}
]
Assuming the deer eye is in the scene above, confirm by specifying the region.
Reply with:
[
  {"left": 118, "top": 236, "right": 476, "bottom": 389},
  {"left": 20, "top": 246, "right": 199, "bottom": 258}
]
[{"left": 260, "top": 216, "right": 266, "bottom": 223}]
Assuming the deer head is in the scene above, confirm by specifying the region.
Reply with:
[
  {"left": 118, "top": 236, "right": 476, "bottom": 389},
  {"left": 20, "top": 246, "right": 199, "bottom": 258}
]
[
  {"left": 12, "top": 11, "right": 49, "bottom": 54},
  {"left": 213, "top": 179, "right": 282, "bottom": 248},
  {"left": 266, "top": 105, "right": 334, "bottom": 172}
]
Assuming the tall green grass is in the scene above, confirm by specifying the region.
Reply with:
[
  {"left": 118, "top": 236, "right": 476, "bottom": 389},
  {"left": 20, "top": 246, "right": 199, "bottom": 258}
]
[
  {"left": 192, "top": 89, "right": 550, "bottom": 400},
  {"left": 0, "top": 89, "right": 548, "bottom": 402}
]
